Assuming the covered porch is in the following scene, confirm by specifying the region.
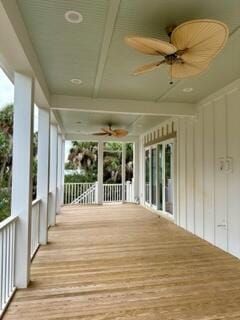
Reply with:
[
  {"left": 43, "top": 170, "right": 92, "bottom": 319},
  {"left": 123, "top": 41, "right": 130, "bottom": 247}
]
[
  {"left": 1, "top": 0, "right": 240, "bottom": 318},
  {"left": 4, "top": 204, "right": 240, "bottom": 320}
]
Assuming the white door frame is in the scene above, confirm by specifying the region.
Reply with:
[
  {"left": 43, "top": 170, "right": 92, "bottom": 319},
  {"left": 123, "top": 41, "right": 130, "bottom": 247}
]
[{"left": 143, "top": 138, "right": 176, "bottom": 220}]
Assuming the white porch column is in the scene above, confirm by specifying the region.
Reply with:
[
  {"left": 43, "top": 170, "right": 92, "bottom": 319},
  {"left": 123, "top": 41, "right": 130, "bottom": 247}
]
[
  {"left": 48, "top": 124, "right": 58, "bottom": 226},
  {"left": 56, "top": 132, "right": 62, "bottom": 214},
  {"left": 122, "top": 143, "right": 126, "bottom": 202},
  {"left": 11, "top": 72, "right": 34, "bottom": 288},
  {"left": 138, "top": 137, "right": 144, "bottom": 205},
  {"left": 97, "top": 141, "right": 103, "bottom": 204},
  {"left": 134, "top": 140, "right": 140, "bottom": 203},
  {"left": 37, "top": 107, "right": 50, "bottom": 245},
  {"left": 61, "top": 139, "right": 65, "bottom": 206}
]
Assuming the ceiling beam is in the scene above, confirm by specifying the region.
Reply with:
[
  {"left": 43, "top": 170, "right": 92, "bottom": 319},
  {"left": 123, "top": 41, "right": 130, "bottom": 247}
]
[
  {"left": 51, "top": 109, "right": 65, "bottom": 135},
  {"left": 51, "top": 94, "right": 196, "bottom": 117},
  {"left": 93, "top": 0, "right": 121, "bottom": 98},
  {"left": 65, "top": 133, "right": 139, "bottom": 143},
  {"left": 0, "top": 0, "right": 50, "bottom": 107}
]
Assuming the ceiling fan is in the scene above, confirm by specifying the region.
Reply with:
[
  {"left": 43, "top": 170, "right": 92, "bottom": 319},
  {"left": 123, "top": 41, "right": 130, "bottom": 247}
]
[
  {"left": 92, "top": 124, "right": 128, "bottom": 138},
  {"left": 125, "top": 19, "right": 229, "bottom": 82}
]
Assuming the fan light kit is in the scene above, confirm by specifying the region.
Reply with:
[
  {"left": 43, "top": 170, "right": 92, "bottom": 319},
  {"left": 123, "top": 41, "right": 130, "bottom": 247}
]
[
  {"left": 71, "top": 78, "right": 82, "bottom": 84},
  {"left": 92, "top": 124, "right": 128, "bottom": 138},
  {"left": 125, "top": 19, "right": 229, "bottom": 84},
  {"left": 65, "top": 11, "right": 83, "bottom": 24}
]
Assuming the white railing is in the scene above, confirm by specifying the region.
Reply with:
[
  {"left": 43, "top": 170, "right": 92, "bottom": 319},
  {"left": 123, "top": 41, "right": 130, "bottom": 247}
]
[
  {"left": 64, "top": 181, "right": 135, "bottom": 205},
  {"left": 125, "top": 180, "right": 134, "bottom": 202},
  {"left": 31, "top": 199, "right": 41, "bottom": 259},
  {"left": 71, "top": 184, "right": 96, "bottom": 205},
  {"left": 64, "top": 183, "right": 95, "bottom": 204},
  {"left": 0, "top": 216, "right": 17, "bottom": 315},
  {"left": 103, "top": 184, "right": 122, "bottom": 203}
]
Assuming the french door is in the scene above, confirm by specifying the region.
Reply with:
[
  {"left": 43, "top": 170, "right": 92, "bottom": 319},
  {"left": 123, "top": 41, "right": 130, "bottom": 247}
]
[{"left": 145, "top": 139, "right": 175, "bottom": 216}]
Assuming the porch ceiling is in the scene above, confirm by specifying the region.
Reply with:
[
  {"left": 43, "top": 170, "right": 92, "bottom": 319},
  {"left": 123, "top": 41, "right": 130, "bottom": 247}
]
[
  {"left": 16, "top": 0, "right": 240, "bottom": 105},
  {"left": 58, "top": 110, "right": 168, "bottom": 136}
]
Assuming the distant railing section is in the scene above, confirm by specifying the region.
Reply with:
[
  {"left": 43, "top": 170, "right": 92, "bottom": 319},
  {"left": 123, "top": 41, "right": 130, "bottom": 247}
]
[
  {"left": 31, "top": 199, "right": 41, "bottom": 259},
  {"left": 71, "top": 184, "right": 96, "bottom": 205},
  {"left": 64, "top": 183, "right": 95, "bottom": 204},
  {"left": 125, "top": 180, "right": 134, "bottom": 202},
  {"left": 103, "top": 184, "right": 122, "bottom": 203},
  {"left": 64, "top": 181, "right": 135, "bottom": 205},
  {"left": 0, "top": 216, "right": 17, "bottom": 315}
]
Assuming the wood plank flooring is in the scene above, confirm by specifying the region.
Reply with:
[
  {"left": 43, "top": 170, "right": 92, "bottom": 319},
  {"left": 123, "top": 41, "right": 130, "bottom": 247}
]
[{"left": 4, "top": 204, "right": 240, "bottom": 319}]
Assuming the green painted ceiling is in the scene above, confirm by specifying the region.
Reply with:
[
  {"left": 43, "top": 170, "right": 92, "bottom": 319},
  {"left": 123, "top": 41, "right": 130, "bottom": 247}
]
[
  {"left": 58, "top": 110, "right": 167, "bottom": 136},
  {"left": 17, "top": 0, "right": 240, "bottom": 103}
]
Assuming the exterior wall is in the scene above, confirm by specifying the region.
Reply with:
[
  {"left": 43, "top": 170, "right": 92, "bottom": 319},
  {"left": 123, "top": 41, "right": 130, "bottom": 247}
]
[
  {"left": 141, "top": 79, "right": 240, "bottom": 259},
  {"left": 190, "top": 83, "right": 240, "bottom": 258}
]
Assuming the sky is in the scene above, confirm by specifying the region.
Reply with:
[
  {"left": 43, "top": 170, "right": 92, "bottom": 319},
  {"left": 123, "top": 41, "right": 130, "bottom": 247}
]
[
  {"left": 0, "top": 68, "right": 38, "bottom": 131},
  {"left": 0, "top": 67, "right": 71, "bottom": 160},
  {"left": 0, "top": 68, "right": 14, "bottom": 109}
]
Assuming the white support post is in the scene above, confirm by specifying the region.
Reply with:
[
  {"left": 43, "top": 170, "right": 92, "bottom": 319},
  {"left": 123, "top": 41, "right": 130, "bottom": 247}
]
[
  {"left": 37, "top": 107, "right": 50, "bottom": 245},
  {"left": 122, "top": 143, "right": 126, "bottom": 202},
  {"left": 156, "top": 144, "right": 160, "bottom": 211},
  {"left": 134, "top": 140, "right": 140, "bottom": 203},
  {"left": 97, "top": 141, "right": 103, "bottom": 204},
  {"left": 56, "top": 132, "right": 62, "bottom": 214},
  {"left": 48, "top": 124, "right": 58, "bottom": 226},
  {"left": 11, "top": 72, "right": 34, "bottom": 288},
  {"left": 61, "top": 139, "right": 65, "bottom": 206},
  {"left": 138, "top": 137, "right": 144, "bottom": 205}
]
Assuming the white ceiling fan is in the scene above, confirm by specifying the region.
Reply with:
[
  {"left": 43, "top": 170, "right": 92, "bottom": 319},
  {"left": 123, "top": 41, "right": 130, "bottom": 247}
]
[{"left": 125, "top": 19, "right": 229, "bottom": 83}]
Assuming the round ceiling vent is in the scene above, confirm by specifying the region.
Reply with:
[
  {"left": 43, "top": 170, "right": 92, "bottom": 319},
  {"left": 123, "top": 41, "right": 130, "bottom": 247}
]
[
  {"left": 71, "top": 78, "right": 82, "bottom": 85},
  {"left": 65, "top": 11, "right": 83, "bottom": 24},
  {"left": 182, "top": 87, "right": 193, "bottom": 93}
]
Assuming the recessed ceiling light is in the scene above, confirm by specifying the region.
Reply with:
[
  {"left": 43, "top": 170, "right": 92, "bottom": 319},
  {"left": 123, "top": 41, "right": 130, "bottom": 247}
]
[
  {"left": 71, "top": 78, "right": 82, "bottom": 85},
  {"left": 183, "top": 87, "right": 193, "bottom": 93},
  {"left": 65, "top": 11, "right": 83, "bottom": 24}
]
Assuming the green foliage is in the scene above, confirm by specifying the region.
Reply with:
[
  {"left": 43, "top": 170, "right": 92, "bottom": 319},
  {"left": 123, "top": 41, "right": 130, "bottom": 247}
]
[
  {"left": 0, "top": 104, "right": 38, "bottom": 221},
  {"left": 0, "top": 106, "right": 13, "bottom": 221},
  {"left": 65, "top": 172, "right": 97, "bottom": 183},
  {"left": 65, "top": 141, "right": 98, "bottom": 181},
  {"left": 0, "top": 188, "right": 11, "bottom": 221}
]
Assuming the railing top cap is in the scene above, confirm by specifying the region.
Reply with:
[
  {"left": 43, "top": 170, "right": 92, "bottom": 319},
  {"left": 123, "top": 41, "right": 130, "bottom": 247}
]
[
  {"left": 32, "top": 198, "right": 41, "bottom": 206},
  {"left": 0, "top": 215, "right": 18, "bottom": 230}
]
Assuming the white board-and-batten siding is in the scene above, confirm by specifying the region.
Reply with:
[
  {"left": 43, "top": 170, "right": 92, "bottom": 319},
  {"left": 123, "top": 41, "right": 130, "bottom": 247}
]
[{"left": 141, "top": 81, "right": 240, "bottom": 259}]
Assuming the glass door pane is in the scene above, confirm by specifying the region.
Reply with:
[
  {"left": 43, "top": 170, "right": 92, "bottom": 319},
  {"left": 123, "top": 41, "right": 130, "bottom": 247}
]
[
  {"left": 145, "top": 150, "right": 150, "bottom": 203},
  {"left": 165, "top": 143, "right": 173, "bottom": 214},
  {"left": 151, "top": 148, "right": 157, "bottom": 206},
  {"left": 158, "top": 145, "right": 163, "bottom": 210}
]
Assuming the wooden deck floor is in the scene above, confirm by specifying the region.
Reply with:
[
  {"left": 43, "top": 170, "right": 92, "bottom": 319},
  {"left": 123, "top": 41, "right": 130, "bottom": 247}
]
[{"left": 4, "top": 204, "right": 240, "bottom": 319}]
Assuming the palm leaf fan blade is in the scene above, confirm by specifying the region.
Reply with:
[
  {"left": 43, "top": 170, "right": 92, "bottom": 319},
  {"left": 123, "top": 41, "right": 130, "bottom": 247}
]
[
  {"left": 133, "top": 60, "right": 165, "bottom": 75},
  {"left": 171, "top": 60, "right": 209, "bottom": 79},
  {"left": 113, "top": 129, "right": 128, "bottom": 137},
  {"left": 125, "top": 36, "right": 177, "bottom": 55},
  {"left": 171, "top": 19, "right": 229, "bottom": 64},
  {"left": 92, "top": 132, "right": 108, "bottom": 136}
]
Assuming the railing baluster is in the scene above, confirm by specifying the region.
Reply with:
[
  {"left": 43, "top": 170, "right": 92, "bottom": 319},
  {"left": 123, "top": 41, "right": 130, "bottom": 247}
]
[
  {"left": 11, "top": 222, "right": 16, "bottom": 292},
  {"left": 0, "top": 217, "right": 17, "bottom": 315},
  {"left": 0, "top": 230, "right": 3, "bottom": 311}
]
